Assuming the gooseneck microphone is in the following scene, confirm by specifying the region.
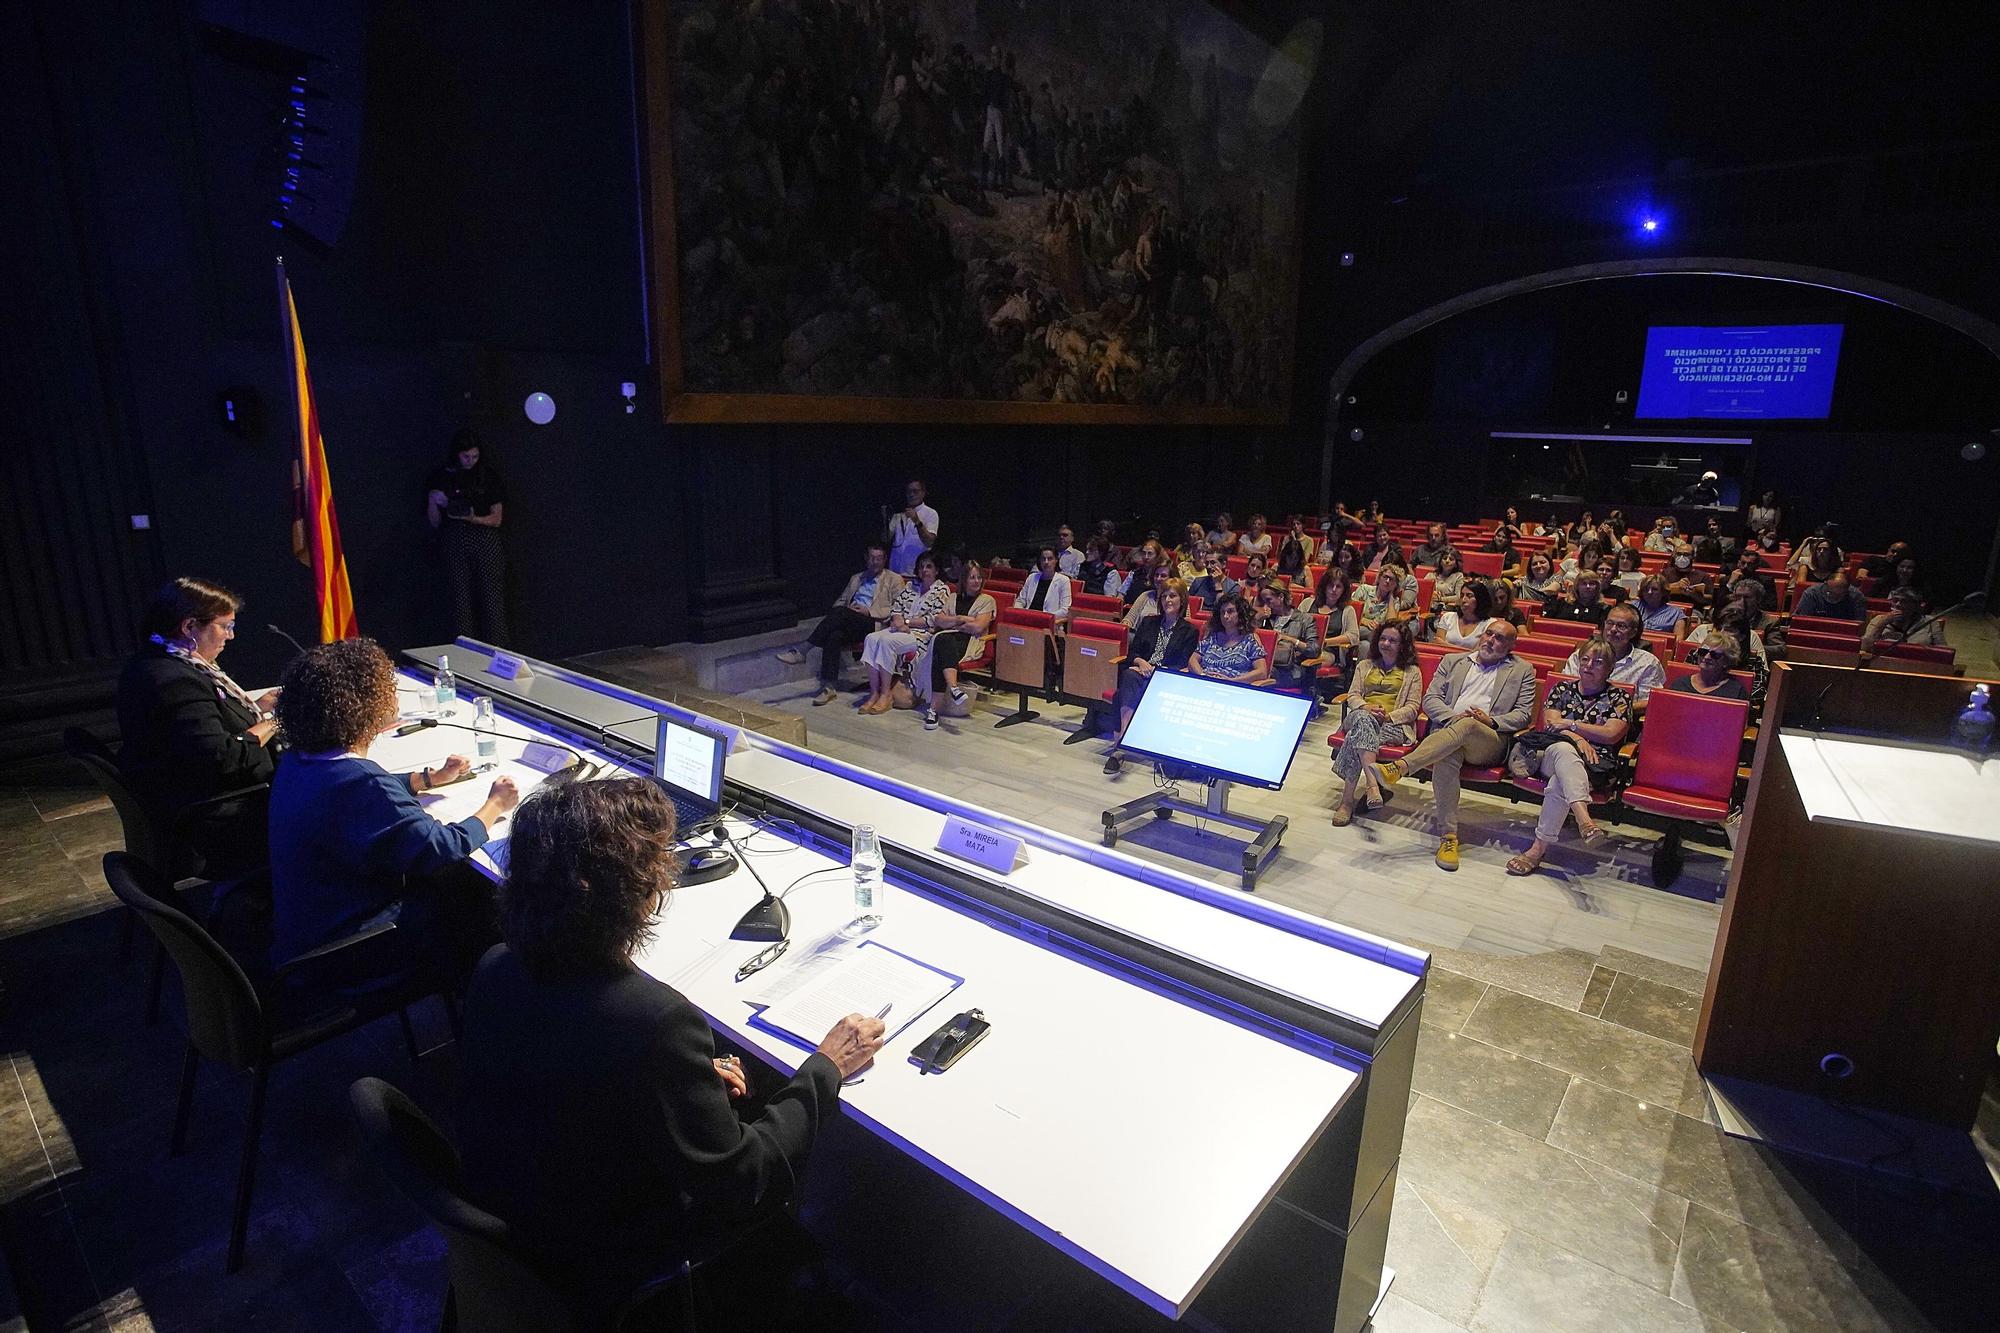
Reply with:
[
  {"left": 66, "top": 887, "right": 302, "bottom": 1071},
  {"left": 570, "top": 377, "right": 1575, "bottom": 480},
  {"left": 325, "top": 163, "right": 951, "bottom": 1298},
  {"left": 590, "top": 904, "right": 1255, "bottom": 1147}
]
[
  {"left": 724, "top": 823, "right": 791, "bottom": 942},
  {"left": 1807, "top": 590, "right": 1986, "bottom": 733},
  {"left": 267, "top": 623, "right": 311, "bottom": 658},
  {"left": 395, "top": 717, "right": 600, "bottom": 783}
]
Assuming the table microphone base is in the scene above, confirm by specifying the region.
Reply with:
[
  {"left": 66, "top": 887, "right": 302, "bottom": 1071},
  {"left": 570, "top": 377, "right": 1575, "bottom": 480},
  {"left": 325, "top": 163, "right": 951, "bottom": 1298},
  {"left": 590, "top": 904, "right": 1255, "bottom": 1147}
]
[{"left": 731, "top": 894, "right": 791, "bottom": 941}]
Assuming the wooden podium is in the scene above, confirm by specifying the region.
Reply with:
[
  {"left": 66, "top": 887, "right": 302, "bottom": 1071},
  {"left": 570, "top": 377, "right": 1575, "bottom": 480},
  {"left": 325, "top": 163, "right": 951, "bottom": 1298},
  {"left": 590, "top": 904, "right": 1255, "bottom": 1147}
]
[{"left": 1696, "top": 661, "right": 2000, "bottom": 1128}]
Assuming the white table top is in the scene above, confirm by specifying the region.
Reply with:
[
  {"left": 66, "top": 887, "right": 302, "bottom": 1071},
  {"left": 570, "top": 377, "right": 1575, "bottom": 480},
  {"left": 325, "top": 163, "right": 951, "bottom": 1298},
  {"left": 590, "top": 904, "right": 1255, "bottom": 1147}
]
[
  {"left": 371, "top": 672, "right": 1369, "bottom": 1315},
  {"left": 1780, "top": 730, "right": 2000, "bottom": 849}
]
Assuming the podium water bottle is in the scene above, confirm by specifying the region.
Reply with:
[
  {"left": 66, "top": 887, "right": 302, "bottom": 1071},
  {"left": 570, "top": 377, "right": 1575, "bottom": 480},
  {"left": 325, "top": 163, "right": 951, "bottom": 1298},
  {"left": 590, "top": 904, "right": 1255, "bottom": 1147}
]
[
  {"left": 435, "top": 655, "right": 456, "bottom": 715},
  {"left": 1952, "top": 684, "right": 1994, "bottom": 758},
  {"left": 474, "top": 696, "right": 497, "bottom": 759},
  {"left": 850, "top": 824, "right": 884, "bottom": 931}
]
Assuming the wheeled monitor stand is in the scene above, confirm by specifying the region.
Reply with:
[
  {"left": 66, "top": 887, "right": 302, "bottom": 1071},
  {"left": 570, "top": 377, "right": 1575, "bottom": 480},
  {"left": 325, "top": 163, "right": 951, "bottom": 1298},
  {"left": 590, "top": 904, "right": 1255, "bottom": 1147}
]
[{"left": 1100, "top": 770, "right": 1287, "bottom": 891}]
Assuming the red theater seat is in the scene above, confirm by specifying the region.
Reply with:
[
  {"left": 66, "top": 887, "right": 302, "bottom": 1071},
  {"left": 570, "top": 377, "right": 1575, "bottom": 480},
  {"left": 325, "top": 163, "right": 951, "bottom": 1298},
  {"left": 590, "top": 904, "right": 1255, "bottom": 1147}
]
[
  {"left": 1620, "top": 689, "right": 1750, "bottom": 888},
  {"left": 1071, "top": 592, "right": 1124, "bottom": 621}
]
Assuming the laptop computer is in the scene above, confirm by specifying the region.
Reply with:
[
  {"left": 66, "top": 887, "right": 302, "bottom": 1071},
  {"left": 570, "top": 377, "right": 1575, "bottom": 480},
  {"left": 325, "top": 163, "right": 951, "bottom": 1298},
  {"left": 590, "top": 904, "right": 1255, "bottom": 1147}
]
[{"left": 652, "top": 716, "right": 727, "bottom": 835}]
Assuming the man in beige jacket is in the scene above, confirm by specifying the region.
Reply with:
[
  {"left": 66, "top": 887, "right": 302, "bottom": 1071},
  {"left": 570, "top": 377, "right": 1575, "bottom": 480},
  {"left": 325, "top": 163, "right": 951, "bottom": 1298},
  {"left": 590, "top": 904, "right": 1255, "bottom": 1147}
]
[{"left": 777, "top": 543, "right": 906, "bottom": 704}]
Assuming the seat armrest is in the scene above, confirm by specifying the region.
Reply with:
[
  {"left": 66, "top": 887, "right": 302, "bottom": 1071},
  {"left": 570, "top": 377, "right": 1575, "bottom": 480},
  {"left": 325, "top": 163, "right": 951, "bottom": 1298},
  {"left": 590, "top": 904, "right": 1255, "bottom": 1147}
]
[{"left": 274, "top": 918, "right": 400, "bottom": 985}]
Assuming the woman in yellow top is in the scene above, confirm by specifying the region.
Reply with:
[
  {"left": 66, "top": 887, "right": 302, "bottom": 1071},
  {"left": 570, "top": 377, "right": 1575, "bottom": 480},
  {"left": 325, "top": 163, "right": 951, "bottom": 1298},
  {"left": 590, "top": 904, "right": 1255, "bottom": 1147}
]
[{"left": 1329, "top": 621, "right": 1424, "bottom": 826}]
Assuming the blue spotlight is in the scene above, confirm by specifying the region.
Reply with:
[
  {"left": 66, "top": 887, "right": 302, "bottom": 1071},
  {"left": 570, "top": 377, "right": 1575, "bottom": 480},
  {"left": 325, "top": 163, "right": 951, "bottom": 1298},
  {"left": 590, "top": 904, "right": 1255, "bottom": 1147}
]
[{"left": 1641, "top": 217, "right": 1658, "bottom": 232}]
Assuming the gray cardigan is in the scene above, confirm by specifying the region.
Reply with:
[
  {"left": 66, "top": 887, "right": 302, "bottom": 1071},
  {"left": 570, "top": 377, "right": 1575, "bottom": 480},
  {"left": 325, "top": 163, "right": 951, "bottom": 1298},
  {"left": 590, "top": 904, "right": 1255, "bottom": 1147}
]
[{"left": 1421, "top": 653, "right": 1540, "bottom": 734}]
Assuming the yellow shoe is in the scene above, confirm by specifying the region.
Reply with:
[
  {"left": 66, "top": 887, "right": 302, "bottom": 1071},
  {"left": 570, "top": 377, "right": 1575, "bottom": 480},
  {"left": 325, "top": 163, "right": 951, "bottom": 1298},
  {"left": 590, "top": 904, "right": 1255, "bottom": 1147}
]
[
  {"left": 1434, "top": 833, "right": 1460, "bottom": 871},
  {"left": 1372, "top": 760, "right": 1405, "bottom": 791}
]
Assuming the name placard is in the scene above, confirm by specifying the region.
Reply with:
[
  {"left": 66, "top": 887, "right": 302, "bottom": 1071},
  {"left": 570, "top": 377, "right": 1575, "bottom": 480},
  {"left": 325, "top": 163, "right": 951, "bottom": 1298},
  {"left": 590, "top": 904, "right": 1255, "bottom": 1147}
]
[
  {"left": 489, "top": 652, "right": 535, "bottom": 681},
  {"left": 935, "top": 814, "right": 1026, "bottom": 875},
  {"left": 520, "top": 741, "right": 573, "bottom": 774}
]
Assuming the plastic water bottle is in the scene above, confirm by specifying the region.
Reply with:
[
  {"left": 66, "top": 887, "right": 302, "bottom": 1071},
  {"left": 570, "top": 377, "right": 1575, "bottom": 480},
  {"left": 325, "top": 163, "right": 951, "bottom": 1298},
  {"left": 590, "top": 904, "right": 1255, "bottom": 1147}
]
[
  {"left": 474, "top": 696, "right": 497, "bottom": 759},
  {"left": 850, "top": 824, "right": 885, "bottom": 931},
  {"left": 1951, "top": 684, "right": 1993, "bottom": 758},
  {"left": 434, "top": 655, "right": 456, "bottom": 715}
]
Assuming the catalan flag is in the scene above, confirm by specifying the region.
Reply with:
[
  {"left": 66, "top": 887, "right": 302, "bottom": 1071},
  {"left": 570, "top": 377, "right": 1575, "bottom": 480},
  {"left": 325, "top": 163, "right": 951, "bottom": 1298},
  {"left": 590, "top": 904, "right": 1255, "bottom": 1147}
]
[{"left": 278, "top": 259, "right": 359, "bottom": 641}]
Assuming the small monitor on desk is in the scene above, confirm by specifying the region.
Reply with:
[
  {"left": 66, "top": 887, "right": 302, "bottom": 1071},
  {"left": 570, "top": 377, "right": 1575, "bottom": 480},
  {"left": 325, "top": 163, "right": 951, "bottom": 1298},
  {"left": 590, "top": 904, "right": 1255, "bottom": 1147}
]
[
  {"left": 653, "top": 717, "right": 727, "bottom": 823},
  {"left": 1118, "top": 671, "right": 1315, "bottom": 790}
]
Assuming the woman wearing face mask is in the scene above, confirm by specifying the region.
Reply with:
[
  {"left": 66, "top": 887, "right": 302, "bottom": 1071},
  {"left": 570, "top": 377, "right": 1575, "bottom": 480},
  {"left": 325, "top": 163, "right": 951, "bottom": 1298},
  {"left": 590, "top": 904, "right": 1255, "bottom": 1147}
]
[{"left": 1664, "top": 549, "right": 1713, "bottom": 603}]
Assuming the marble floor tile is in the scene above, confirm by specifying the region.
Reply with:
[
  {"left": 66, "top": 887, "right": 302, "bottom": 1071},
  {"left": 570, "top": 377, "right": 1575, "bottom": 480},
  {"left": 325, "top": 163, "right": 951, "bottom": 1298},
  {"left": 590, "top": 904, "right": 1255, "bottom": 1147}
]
[
  {"left": 1579, "top": 965, "right": 1616, "bottom": 1017},
  {"left": 1671, "top": 1202, "right": 1926, "bottom": 1333},
  {"left": 1399, "top": 1096, "right": 1685, "bottom": 1294},
  {"left": 1423, "top": 945, "right": 1597, "bottom": 1010},
  {"left": 1367, "top": 1291, "right": 1469, "bottom": 1333},
  {"left": 1599, "top": 972, "right": 1700, "bottom": 1048},
  {"left": 1547, "top": 1076, "right": 1861, "bottom": 1263},
  {"left": 27, "top": 787, "right": 112, "bottom": 824},
  {"left": 1418, "top": 969, "right": 1487, "bottom": 1033},
  {"left": 1459, "top": 986, "right": 1712, "bottom": 1121},
  {"left": 1469, "top": 1229, "right": 1702, "bottom": 1333},
  {"left": 1596, "top": 945, "right": 1707, "bottom": 995},
  {"left": 48, "top": 807, "right": 124, "bottom": 861},
  {"left": 1383, "top": 1177, "right": 1496, "bottom": 1325},
  {"left": 1413, "top": 1029, "right": 1572, "bottom": 1140}
]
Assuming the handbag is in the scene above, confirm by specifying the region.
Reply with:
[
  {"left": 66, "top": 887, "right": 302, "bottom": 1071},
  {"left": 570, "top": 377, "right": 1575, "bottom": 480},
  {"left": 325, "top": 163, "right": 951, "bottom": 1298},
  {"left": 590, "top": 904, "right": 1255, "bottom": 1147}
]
[{"left": 1512, "top": 727, "right": 1619, "bottom": 781}]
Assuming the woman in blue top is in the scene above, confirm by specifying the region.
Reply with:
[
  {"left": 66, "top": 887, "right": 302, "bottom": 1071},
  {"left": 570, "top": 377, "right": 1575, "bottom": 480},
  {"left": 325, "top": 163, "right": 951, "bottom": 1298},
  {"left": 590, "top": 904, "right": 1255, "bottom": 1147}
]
[
  {"left": 1634, "top": 574, "right": 1692, "bottom": 642},
  {"left": 1192, "top": 594, "right": 1270, "bottom": 684},
  {"left": 269, "top": 638, "right": 518, "bottom": 988}
]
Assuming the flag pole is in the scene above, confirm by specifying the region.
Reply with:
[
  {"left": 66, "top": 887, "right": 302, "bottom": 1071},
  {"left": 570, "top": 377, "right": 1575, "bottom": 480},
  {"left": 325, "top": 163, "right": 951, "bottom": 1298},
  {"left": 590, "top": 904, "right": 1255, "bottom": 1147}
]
[{"left": 277, "top": 256, "right": 312, "bottom": 574}]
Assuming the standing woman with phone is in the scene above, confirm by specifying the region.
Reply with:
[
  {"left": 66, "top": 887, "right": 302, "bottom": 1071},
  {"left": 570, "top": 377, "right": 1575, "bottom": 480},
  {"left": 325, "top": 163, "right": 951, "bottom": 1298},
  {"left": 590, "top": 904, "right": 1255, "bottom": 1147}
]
[{"left": 427, "top": 428, "right": 510, "bottom": 645}]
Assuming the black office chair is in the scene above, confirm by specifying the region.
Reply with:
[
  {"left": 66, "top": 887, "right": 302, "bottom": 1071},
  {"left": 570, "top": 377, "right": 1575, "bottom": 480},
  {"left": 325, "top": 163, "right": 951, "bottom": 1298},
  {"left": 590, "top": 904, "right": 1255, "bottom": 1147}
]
[
  {"left": 348, "top": 1077, "right": 704, "bottom": 1333},
  {"left": 64, "top": 728, "right": 271, "bottom": 1018},
  {"left": 103, "top": 851, "right": 437, "bottom": 1274}
]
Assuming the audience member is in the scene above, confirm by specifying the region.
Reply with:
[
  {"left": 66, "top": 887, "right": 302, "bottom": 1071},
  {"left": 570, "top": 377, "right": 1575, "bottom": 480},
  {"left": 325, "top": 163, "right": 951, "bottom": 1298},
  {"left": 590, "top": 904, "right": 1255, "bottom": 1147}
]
[
  {"left": 1861, "top": 586, "right": 1948, "bottom": 655},
  {"left": 1328, "top": 622, "right": 1421, "bottom": 826},
  {"left": 1746, "top": 489, "right": 1781, "bottom": 536},
  {"left": 917, "top": 562, "right": 998, "bottom": 730},
  {"left": 781, "top": 544, "right": 905, "bottom": 706},
  {"left": 1790, "top": 526, "right": 1844, "bottom": 587},
  {"left": 1519, "top": 552, "right": 1565, "bottom": 603},
  {"left": 1121, "top": 539, "right": 1167, "bottom": 604},
  {"left": 1428, "top": 548, "right": 1466, "bottom": 612},
  {"left": 1206, "top": 511, "right": 1236, "bottom": 550},
  {"left": 858, "top": 552, "right": 954, "bottom": 715},
  {"left": 1701, "top": 517, "right": 1738, "bottom": 563},
  {"left": 1053, "top": 525, "right": 1082, "bottom": 577},
  {"left": 1795, "top": 571, "right": 1867, "bottom": 621},
  {"left": 1612, "top": 546, "right": 1646, "bottom": 594},
  {"left": 1709, "top": 606, "right": 1770, "bottom": 705},
  {"left": 1191, "top": 594, "right": 1270, "bottom": 684},
  {"left": 1488, "top": 579, "right": 1531, "bottom": 630},
  {"left": 1606, "top": 509, "right": 1630, "bottom": 540},
  {"left": 116, "top": 576, "right": 281, "bottom": 875},
  {"left": 1635, "top": 574, "right": 1693, "bottom": 641},
  {"left": 1642, "top": 515, "right": 1691, "bottom": 555},
  {"left": 1541, "top": 568, "right": 1611, "bottom": 626},
  {"left": 1503, "top": 637, "right": 1630, "bottom": 875},
  {"left": 1101, "top": 580, "right": 1199, "bottom": 774},
  {"left": 1310, "top": 569, "right": 1361, "bottom": 688},
  {"left": 1014, "top": 544, "right": 1075, "bottom": 616},
  {"left": 1719, "top": 547, "right": 1773, "bottom": 603},
  {"left": 1562, "top": 537, "right": 1604, "bottom": 585},
  {"left": 1370, "top": 623, "right": 1538, "bottom": 871},
  {"left": 1258, "top": 583, "right": 1322, "bottom": 694},
  {"left": 458, "top": 779, "right": 883, "bottom": 1326},
  {"left": 1275, "top": 519, "right": 1314, "bottom": 577},
  {"left": 1432, "top": 580, "right": 1498, "bottom": 649},
  {"left": 1867, "top": 549, "right": 1921, "bottom": 600},
  {"left": 1563, "top": 602, "right": 1664, "bottom": 707},
  {"left": 1485, "top": 527, "right": 1525, "bottom": 577},
  {"left": 1412, "top": 523, "right": 1451, "bottom": 569},
  {"left": 1671, "top": 629, "right": 1750, "bottom": 701},
  {"left": 1665, "top": 551, "right": 1714, "bottom": 606},
  {"left": 1176, "top": 523, "right": 1209, "bottom": 577},
  {"left": 1358, "top": 565, "right": 1414, "bottom": 646},
  {"left": 1123, "top": 564, "right": 1174, "bottom": 630},
  {"left": 270, "top": 638, "right": 517, "bottom": 987},
  {"left": 1076, "top": 536, "right": 1122, "bottom": 597},
  {"left": 886, "top": 479, "right": 938, "bottom": 575},
  {"left": 1187, "top": 546, "right": 1239, "bottom": 609},
  {"left": 1564, "top": 510, "right": 1597, "bottom": 543},
  {"left": 1334, "top": 541, "right": 1369, "bottom": 586},
  {"left": 1240, "top": 552, "right": 1272, "bottom": 601}
]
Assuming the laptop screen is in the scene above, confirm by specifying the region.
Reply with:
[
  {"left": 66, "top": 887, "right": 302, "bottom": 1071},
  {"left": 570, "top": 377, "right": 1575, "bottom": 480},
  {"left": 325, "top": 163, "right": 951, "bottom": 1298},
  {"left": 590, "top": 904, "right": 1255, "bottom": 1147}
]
[{"left": 653, "top": 717, "right": 726, "bottom": 808}]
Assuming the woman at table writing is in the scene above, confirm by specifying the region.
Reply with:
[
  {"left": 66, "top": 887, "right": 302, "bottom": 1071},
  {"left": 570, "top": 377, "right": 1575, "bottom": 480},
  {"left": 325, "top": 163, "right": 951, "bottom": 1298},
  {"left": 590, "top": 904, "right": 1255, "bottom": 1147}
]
[
  {"left": 268, "top": 638, "right": 517, "bottom": 988},
  {"left": 458, "top": 779, "right": 885, "bottom": 1325}
]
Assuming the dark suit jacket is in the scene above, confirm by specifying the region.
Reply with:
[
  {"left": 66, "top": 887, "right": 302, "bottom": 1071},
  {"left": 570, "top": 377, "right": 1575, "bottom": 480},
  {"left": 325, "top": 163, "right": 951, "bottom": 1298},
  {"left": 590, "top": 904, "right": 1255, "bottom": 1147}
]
[
  {"left": 1128, "top": 615, "right": 1199, "bottom": 672},
  {"left": 458, "top": 945, "right": 842, "bottom": 1315},
  {"left": 115, "top": 646, "right": 275, "bottom": 859}
]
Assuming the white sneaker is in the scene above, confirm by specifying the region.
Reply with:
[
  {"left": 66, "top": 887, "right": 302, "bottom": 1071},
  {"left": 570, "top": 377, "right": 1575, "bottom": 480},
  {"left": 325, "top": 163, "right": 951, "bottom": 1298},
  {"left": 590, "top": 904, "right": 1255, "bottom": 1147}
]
[
  {"left": 775, "top": 647, "right": 806, "bottom": 665},
  {"left": 923, "top": 708, "right": 939, "bottom": 730},
  {"left": 948, "top": 686, "right": 967, "bottom": 705}
]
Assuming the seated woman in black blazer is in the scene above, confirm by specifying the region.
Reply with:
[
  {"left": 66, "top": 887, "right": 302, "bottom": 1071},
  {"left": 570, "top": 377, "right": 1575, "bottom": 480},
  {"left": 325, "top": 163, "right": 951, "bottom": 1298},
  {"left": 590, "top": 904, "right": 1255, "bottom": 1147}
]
[
  {"left": 115, "top": 577, "right": 281, "bottom": 873},
  {"left": 1102, "top": 578, "right": 1199, "bottom": 776},
  {"left": 458, "top": 779, "right": 886, "bottom": 1324}
]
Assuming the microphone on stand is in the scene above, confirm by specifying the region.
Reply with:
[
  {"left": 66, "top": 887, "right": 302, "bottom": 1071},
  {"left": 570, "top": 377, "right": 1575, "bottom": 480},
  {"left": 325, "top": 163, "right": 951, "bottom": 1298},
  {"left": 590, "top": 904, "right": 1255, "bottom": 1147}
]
[
  {"left": 267, "top": 623, "right": 311, "bottom": 659},
  {"left": 1808, "top": 590, "right": 1986, "bottom": 733},
  {"left": 397, "top": 717, "right": 600, "bottom": 784}
]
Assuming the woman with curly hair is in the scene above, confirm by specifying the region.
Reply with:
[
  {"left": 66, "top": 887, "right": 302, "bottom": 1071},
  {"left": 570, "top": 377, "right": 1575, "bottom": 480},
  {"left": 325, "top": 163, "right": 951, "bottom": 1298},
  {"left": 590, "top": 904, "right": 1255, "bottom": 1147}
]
[
  {"left": 458, "top": 779, "right": 885, "bottom": 1324},
  {"left": 268, "top": 638, "right": 518, "bottom": 982}
]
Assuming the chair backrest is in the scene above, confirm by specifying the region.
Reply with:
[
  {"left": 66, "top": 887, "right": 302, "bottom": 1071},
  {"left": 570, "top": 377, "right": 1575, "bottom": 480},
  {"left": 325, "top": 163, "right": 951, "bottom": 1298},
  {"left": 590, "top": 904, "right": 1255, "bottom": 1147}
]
[
  {"left": 1787, "top": 628, "right": 1863, "bottom": 652},
  {"left": 997, "top": 606, "right": 1056, "bottom": 632},
  {"left": 349, "top": 1077, "right": 581, "bottom": 1333},
  {"left": 1186, "top": 594, "right": 1204, "bottom": 614},
  {"left": 1534, "top": 618, "right": 1594, "bottom": 641},
  {"left": 101, "top": 852, "right": 265, "bottom": 1068},
  {"left": 1254, "top": 628, "right": 1279, "bottom": 664},
  {"left": 1516, "top": 634, "right": 1578, "bottom": 661},
  {"left": 1878, "top": 641, "right": 1956, "bottom": 664},
  {"left": 1662, "top": 661, "right": 1756, "bottom": 693},
  {"left": 66, "top": 728, "right": 171, "bottom": 871},
  {"left": 1067, "top": 617, "right": 1128, "bottom": 651},
  {"left": 1628, "top": 689, "right": 1749, "bottom": 806},
  {"left": 1789, "top": 614, "right": 1861, "bottom": 639},
  {"left": 1071, "top": 592, "right": 1123, "bottom": 619},
  {"left": 1460, "top": 551, "right": 1504, "bottom": 577},
  {"left": 1225, "top": 556, "right": 1249, "bottom": 580}
]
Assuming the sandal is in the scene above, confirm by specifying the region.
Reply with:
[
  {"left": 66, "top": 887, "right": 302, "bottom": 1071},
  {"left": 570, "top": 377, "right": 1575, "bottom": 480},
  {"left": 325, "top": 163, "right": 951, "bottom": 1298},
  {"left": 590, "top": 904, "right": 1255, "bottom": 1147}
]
[
  {"left": 1505, "top": 852, "right": 1544, "bottom": 876},
  {"left": 1329, "top": 805, "right": 1354, "bottom": 827},
  {"left": 1578, "top": 823, "right": 1610, "bottom": 846}
]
